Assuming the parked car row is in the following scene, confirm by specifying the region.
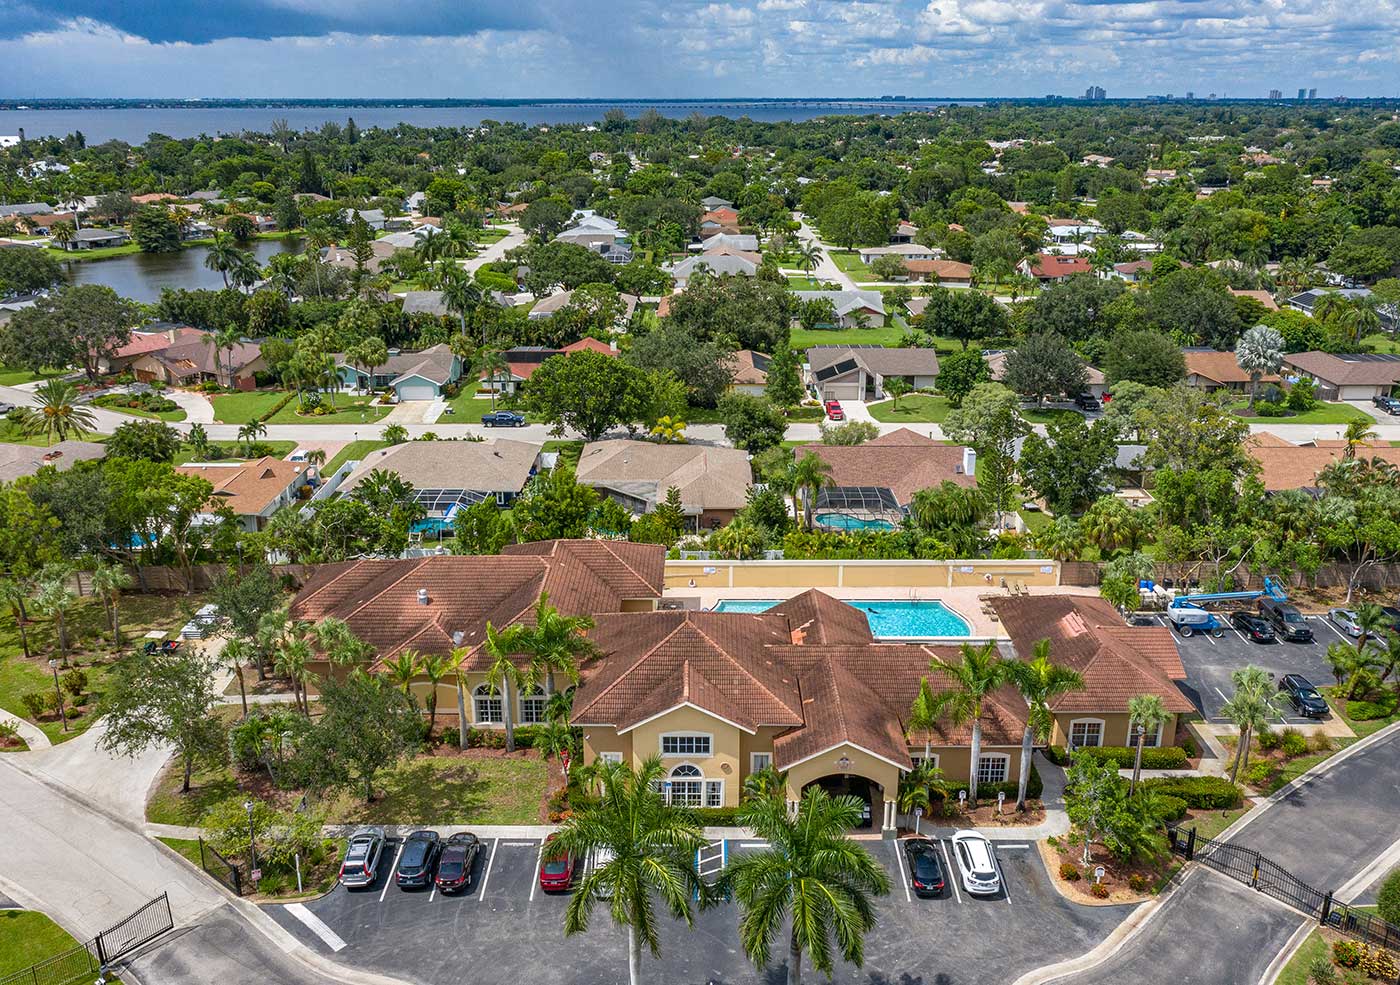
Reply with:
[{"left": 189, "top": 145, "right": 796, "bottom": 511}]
[
  {"left": 902, "top": 832, "right": 1002, "bottom": 899},
  {"left": 339, "top": 828, "right": 483, "bottom": 893}
]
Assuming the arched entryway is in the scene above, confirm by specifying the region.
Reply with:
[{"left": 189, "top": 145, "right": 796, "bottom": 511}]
[
  {"left": 801, "top": 774, "right": 883, "bottom": 830},
  {"left": 784, "top": 744, "right": 903, "bottom": 837}
]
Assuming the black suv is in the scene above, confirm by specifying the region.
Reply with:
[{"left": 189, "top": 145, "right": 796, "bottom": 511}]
[
  {"left": 396, "top": 829, "right": 441, "bottom": 889},
  {"left": 1258, "top": 597, "right": 1313, "bottom": 642},
  {"left": 1279, "top": 674, "right": 1329, "bottom": 718},
  {"left": 1073, "top": 392, "right": 1101, "bottom": 412}
]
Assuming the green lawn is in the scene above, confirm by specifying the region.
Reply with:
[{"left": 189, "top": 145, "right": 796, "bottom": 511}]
[
  {"left": 785, "top": 275, "right": 840, "bottom": 290},
  {"left": 171, "top": 440, "right": 297, "bottom": 465},
  {"left": 146, "top": 761, "right": 242, "bottom": 826},
  {"left": 45, "top": 242, "right": 144, "bottom": 261},
  {"left": 210, "top": 391, "right": 288, "bottom": 424},
  {"left": 98, "top": 403, "right": 187, "bottom": 423},
  {"left": 790, "top": 325, "right": 906, "bottom": 349},
  {"left": 325, "top": 439, "right": 390, "bottom": 474},
  {"left": 543, "top": 440, "right": 584, "bottom": 470},
  {"left": 828, "top": 249, "right": 874, "bottom": 280},
  {"left": 867, "top": 394, "right": 952, "bottom": 423},
  {"left": 448, "top": 390, "right": 510, "bottom": 421},
  {"left": 1179, "top": 806, "right": 1250, "bottom": 843},
  {"left": 1360, "top": 332, "right": 1400, "bottom": 355},
  {"left": 266, "top": 393, "right": 392, "bottom": 425},
  {"left": 1229, "top": 399, "right": 1373, "bottom": 425},
  {"left": 0, "top": 420, "right": 109, "bottom": 446},
  {"left": 0, "top": 910, "right": 91, "bottom": 977},
  {"left": 0, "top": 366, "right": 64, "bottom": 387},
  {"left": 1020, "top": 406, "right": 1083, "bottom": 425}
]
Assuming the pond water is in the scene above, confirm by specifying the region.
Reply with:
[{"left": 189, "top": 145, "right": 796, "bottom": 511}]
[{"left": 63, "top": 236, "right": 304, "bottom": 303}]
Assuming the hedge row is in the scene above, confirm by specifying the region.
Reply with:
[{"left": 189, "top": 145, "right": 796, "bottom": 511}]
[
  {"left": 1047, "top": 745, "right": 1191, "bottom": 770},
  {"left": 1142, "top": 775, "right": 1243, "bottom": 810},
  {"left": 256, "top": 391, "right": 297, "bottom": 422},
  {"left": 940, "top": 764, "right": 1043, "bottom": 803}
]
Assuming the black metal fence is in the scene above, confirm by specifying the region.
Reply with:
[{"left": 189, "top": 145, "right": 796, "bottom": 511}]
[
  {"left": 198, "top": 836, "right": 244, "bottom": 896},
  {"left": 1170, "top": 826, "right": 1400, "bottom": 954},
  {"left": 0, "top": 893, "right": 173, "bottom": 985}
]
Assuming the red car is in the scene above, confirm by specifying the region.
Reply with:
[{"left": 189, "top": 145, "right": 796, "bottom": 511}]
[
  {"left": 824, "top": 400, "right": 844, "bottom": 421},
  {"left": 538, "top": 834, "right": 576, "bottom": 892}
]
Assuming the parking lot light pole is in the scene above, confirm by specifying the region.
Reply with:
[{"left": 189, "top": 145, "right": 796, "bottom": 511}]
[{"left": 48, "top": 658, "right": 68, "bottom": 732}]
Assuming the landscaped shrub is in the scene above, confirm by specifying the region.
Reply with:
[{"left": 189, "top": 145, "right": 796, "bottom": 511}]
[
  {"left": 463, "top": 725, "right": 542, "bottom": 750},
  {"left": 1280, "top": 729, "right": 1309, "bottom": 758},
  {"left": 19, "top": 691, "right": 46, "bottom": 720},
  {"left": 1245, "top": 761, "right": 1275, "bottom": 786},
  {"left": 1331, "top": 940, "right": 1362, "bottom": 968},
  {"left": 1090, "top": 882, "right": 1110, "bottom": 898},
  {"left": 1377, "top": 867, "right": 1400, "bottom": 925},
  {"left": 1059, "top": 862, "right": 1081, "bottom": 881},
  {"left": 1253, "top": 401, "right": 1288, "bottom": 417},
  {"left": 1044, "top": 745, "right": 1071, "bottom": 766},
  {"left": 1155, "top": 795, "right": 1188, "bottom": 822},
  {"left": 1309, "top": 733, "right": 1335, "bottom": 754},
  {"left": 1347, "top": 696, "right": 1399, "bottom": 721},
  {"left": 940, "top": 765, "right": 1043, "bottom": 803},
  {"left": 1365, "top": 944, "right": 1400, "bottom": 979},
  {"left": 1180, "top": 735, "right": 1198, "bottom": 759},
  {"left": 691, "top": 806, "right": 745, "bottom": 826},
  {"left": 1257, "top": 729, "right": 1283, "bottom": 751},
  {"left": 1142, "top": 776, "right": 1244, "bottom": 809},
  {"left": 1052, "top": 746, "right": 1190, "bottom": 770},
  {"left": 440, "top": 727, "right": 460, "bottom": 747},
  {"left": 1128, "top": 874, "right": 1149, "bottom": 892},
  {"left": 1307, "top": 955, "right": 1337, "bottom": 985},
  {"left": 258, "top": 391, "right": 297, "bottom": 421},
  {"left": 60, "top": 668, "right": 88, "bottom": 699}
]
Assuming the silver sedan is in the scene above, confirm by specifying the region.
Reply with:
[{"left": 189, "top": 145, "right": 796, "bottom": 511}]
[{"left": 1328, "top": 608, "right": 1361, "bottom": 636}]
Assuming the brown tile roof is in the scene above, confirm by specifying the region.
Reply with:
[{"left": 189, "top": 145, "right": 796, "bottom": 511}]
[
  {"left": 289, "top": 540, "right": 664, "bottom": 667},
  {"left": 726, "top": 350, "right": 770, "bottom": 386},
  {"left": 1283, "top": 352, "right": 1400, "bottom": 387},
  {"left": 1025, "top": 254, "right": 1093, "bottom": 279},
  {"left": 1184, "top": 349, "right": 1280, "bottom": 386},
  {"left": 796, "top": 428, "right": 973, "bottom": 505},
  {"left": 1229, "top": 289, "right": 1279, "bottom": 311},
  {"left": 575, "top": 595, "right": 1028, "bottom": 769},
  {"left": 1246, "top": 437, "right": 1400, "bottom": 491},
  {"left": 992, "top": 595, "right": 1192, "bottom": 714},
  {"left": 904, "top": 259, "right": 973, "bottom": 281},
  {"left": 176, "top": 456, "right": 307, "bottom": 517}
]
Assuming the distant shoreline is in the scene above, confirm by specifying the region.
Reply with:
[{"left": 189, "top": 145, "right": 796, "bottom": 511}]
[{"left": 2, "top": 97, "right": 985, "bottom": 111}]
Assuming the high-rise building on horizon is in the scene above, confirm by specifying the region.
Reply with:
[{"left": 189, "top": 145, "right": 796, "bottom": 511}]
[
  {"left": 1298, "top": 88, "right": 1307, "bottom": 99},
  {"left": 1084, "top": 85, "right": 1106, "bottom": 101},
  {"left": 1308, "top": 88, "right": 1317, "bottom": 99},
  {"left": 1268, "top": 89, "right": 1282, "bottom": 99}
]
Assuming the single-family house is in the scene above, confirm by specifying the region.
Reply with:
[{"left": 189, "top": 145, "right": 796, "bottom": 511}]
[
  {"left": 700, "top": 196, "right": 733, "bottom": 211},
  {"left": 1280, "top": 351, "right": 1400, "bottom": 401},
  {"left": 0, "top": 202, "right": 54, "bottom": 219},
  {"left": 335, "top": 343, "right": 460, "bottom": 401},
  {"left": 66, "top": 228, "right": 130, "bottom": 251},
  {"left": 528, "top": 289, "right": 639, "bottom": 326},
  {"left": 857, "top": 243, "right": 940, "bottom": 264},
  {"left": 669, "top": 249, "right": 760, "bottom": 286},
  {"left": 701, "top": 233, "right": 759, "bottom": 253},
  {"left": 130, "top": 337, "right": 265, "bottom": 390},
  {"left": 1045, "top": 220, "right": 1105, "bottom": 246},
  {"left": 1247, "top": 433, "right": 1400, "bottom": 492},
  {"left": 101, "top": 325, "right": 206, "bottom": 374},
  {"left": 575, "top": 440, "right": 752, "bottom": 530},
  {"left": 726, "top": 350, "right": 770, "bottom": 396},
  {"left": 903, "top": 259, "right": 974, "bottom": 285},
  {"left": 1182, "top": 348, "right": 1278, "bottom": 392},
  {"left": 795, "top": 429, "right": 974, "bottom": 526},
  {"left": 985, "top": 350, "right": 1108, "bottom": 398},
  {"left": 890, "top": 221, "right": 920, "bottom": 244},
  {"left": 792, "top": 290, "right": 887, "bottom": 329},
  {"left": 1110, "top": 259, "right": 1154, "bottom": 283},
  {"left": 480, "top": 339, "right": 618, "bottom": 395},
  {"left": 405, "top": 191, "right": 427, "bottom": 213},
  {"left": 1229, "top": 289, "right": 1279, "bottom": 311},
  {"left": 176, "top": 456, "right": 312, "bottom": 532},
  {"left": 699, "top": 207, "right": 741, "bottom": 237},
  {"left": 1286, "top": 289, "right": 1394, "bottom": 330},
  {"left": 1020, "top": 254, "right": 1094, "bottom": 281},
  {"left": 993, "top": 595, "right": 1192, "bottom": 750},
  {"left": 341, "top": 439, "right": 543, "bottom": 535},
  {"left": 806, "top": 345, "right": 935, "bottom": 401},
  {"left": 344, "top": 208, "right": 387, "bottom": 230},
  {"left": 0, "top": 441, "right": 106, "bottom": 484}
]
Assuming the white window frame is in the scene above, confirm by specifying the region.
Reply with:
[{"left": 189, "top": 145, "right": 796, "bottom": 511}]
[
  {"left": 519, "top": 686, "right": 546, "bottom": 725},
  {"left": 976, "top": 753, "right": 1010, "bottom": 785},
  {"left": 704, "top": 779, "right": 724, "bottom": 808},
  {"left": 660, "top": 732, "right": 713, "bottom": 758},
  {"left": 1068, "top": 718, "right": 1106, "bottom": 750},
  {"left": 910, "top": 753, "right": 941, "bottom": 771},
  {"left": 667, "top": 763, "right": 704, "bottom": 807},
  {"left": 750, "top": 752, "right": 772, "bottom": 774},
  {"left": 473, "top": 683, "right": 503, "bottom": 725},
  {"left": 597, "top": 751, "right": 623, "bottom": 765},
  {"left": 1136, "top": 720, "right": 1165, "bottom": 748}
]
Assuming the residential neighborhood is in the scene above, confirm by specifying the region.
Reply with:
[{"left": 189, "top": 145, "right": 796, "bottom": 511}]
[{"left": 3, "top": 84, "right": 1400, "bottom": 985}]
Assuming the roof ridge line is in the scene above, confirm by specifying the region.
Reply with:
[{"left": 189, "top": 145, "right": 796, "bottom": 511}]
[
  {"left": 574, "top": 614, "right": 691, "bottom": 716},
  {"left": 688, "top": 617, "right": 799, "bottom": 717}
]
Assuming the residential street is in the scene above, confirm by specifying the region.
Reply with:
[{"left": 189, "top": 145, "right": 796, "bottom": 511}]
[{"left": 795, "top": 214, "right": 858, "bottom": 289}]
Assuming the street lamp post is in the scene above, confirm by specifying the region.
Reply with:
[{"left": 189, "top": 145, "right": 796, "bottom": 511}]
[{"left": 48, "top": 659, "right": 68, "bottom": 732}]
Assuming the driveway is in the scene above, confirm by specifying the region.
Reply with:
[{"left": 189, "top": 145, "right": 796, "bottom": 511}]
[
  {"left": 461, "top": 223, "right": 524, "bottom": 275},
  {"left": 382, "top": 400, "right": 437, "bottom": 424},
  {"left": 271, "top": 835, "right": 1129, "bottom": 985},
  {"left": 795, "top": 215, "right": 857, "bottom": 290},
  {"left": 166, "top": 388, "right": 216, "bottom": 424}
]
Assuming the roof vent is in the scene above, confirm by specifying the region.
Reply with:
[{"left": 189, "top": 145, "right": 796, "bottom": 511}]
[
  {"left": 452, "top": 630, "right": 465, "bottom": 645},
  {"left": 417, "top": 588, "right": 430, "bottom": 605}
]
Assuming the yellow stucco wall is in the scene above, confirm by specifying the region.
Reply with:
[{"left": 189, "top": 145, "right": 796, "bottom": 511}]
[
  {"left": 783, "top": 744, "right": 902, "bottom": 808},
  {"left": 662, "top": 559, "right": 1061, "bottom": 591},
  {"left": 1050, "top": 712, "right": 1179, "bottom": 748},
  {"left": 916, "top": 744, "right": 1025, "bottom": 786}
]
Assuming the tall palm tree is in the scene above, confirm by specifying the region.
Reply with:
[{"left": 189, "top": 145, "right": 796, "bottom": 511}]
[
  {"left": 472, "top": 348, "right": 511, "bottom": 410},
  {"left": 449, "top": 645, "right": 473, "bottom": 750},
  {"left": 0, "top": 578, "right": 34, "bottom": 659},
  {"left": 1326, "top": 642, "right": 1379, "bottom": 698},
  {"left": 237, "top": 419, "right": 267, "bottom": 455},
  {"left": 1006, "top": 640, "right": 1085, "bottom": 809},
  {"left": 224, "top": 637, "right": 253, "bottom": 719},
  {"left": 19, "top": 381, "right": 96, "bottom": 445},
  {"left": 304, "top": 220, "right": 336, "bottom": 296},
  {"left": 516, "top": 591, "right": 598, "bottom": 696},
  {"left": 441, "top": 266, "right": 484, "bottom": 343},
  {"left": 1126, "top": 694, "right": 1170, "bottom": 796},
  {"left": 50, "top": 221, "right": 75, "bottom": 251},
  {"left": 796, "top": 241, "right": 821, "bottom": 274},
  {"left": 313, "top": 616, "right": 373, "bottom": 666},
  {"left": 33, "top": 577, "right": 76, "bottom": 665},
  {"left": 923, "top": 641, "right": 1014, "bottom": 806},
  {"left": 484, "top": 622, "right": 526, "bottom": 752},
  {"left": 204, "top": 325, "right": 243, "bottom": 388},
  {"left": 418, "top": 652, "right": 452, "bottom": 740},
  {"left": 1221, "top": 665, "right": 1284, "bottom": 782},
  {"left": 720, "top": 787, "right": 891, "bottom": 985},
  {"left": 552, "top": 757, "right": 708, "bottom": 985},
  {"left": 1234, "top": 324, "right": 1284, "bottom": 409},
  {"left": 790, "top": 452, "right": 833, "bottom": 532},
  {"left": 264, "top": 251, "right": 303, "bottom": 298},
  {"left": 88, "top": 562, "right": 133, "bottom": 644},
  {"left": 1343, "top": 418, "right": 1378, "bottom": 460},
  {"left": 230, "top": 250, "right": 262, "bottom": 294},
  {"left": 274, "top": 632, "right": 314, "bottom": 715},
  {"left": 204, "top": 231, "right": 240, "bottom": 288}
]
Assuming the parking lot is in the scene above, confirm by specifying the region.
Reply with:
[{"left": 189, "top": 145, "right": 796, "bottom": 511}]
[
  {"left": 270, "top": 834, "right": 1131, "bottom": 985},
  {"left": 1153, "top": 612, "right": 1346, "bottom": 724}
]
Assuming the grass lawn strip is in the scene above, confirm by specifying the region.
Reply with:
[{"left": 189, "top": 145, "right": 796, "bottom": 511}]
[
  {"left": 1230, "top": 399, "right": 1373, "bottom": 425},
  {"left": 867, "top": 393, "right": 952, "bottom": 423},
  {"left": 0, "top": 910, "right": 107, "bottom": 978},
  {"left": 324, "top": 439, "right": 390, "bottom": 475}
]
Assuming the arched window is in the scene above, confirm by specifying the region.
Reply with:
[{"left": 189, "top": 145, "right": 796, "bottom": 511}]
[
  {"left": 474, "top": 683, "right": 502, "bottom": 724},
  {"left": 668, "top": 763, "right": 704, "bottom": 807},
  {"left": 519, "top": 685, "right": 546, "bottom": 725}
]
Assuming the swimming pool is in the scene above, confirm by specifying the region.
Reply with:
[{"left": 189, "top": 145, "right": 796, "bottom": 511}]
[
  {"left": 814, "top": 513, "right": 897, "bottom": 531},
  {"left": 710, "top": 598, "right": 971, "bottom": 638}
]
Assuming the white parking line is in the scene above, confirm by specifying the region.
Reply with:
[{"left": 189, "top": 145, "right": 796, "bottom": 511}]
[
  {"left": 1214, "top": 686, "right": 1229, "bottom": 703},
  {"left": 1232, "top": 627, "right": 1249, "bottom": 643},
  {"left": 939, "top": 840, "right": 962, "bottom": 904},
  {"left": 997, "top": 843, "right": 1030, "bottom": 849},
  {"left": 1201, "top": 631, "right": 1218, "bottom": 646},
  {"left": 285, "top": 903, "right": 347, "bottom": 952},
  {"left": 1315, "top": 617, "right": 1350, "bottom": 643},
  {"left": 892, "top": 842, "right": 911, "bottom": 903},
  {"left": 529, "top": 839, "right": 543, "bottom": 902},
  {"left": 477, "top": 838, "right": 499, "bottom": 901},
  {"left": 428, "top": 885, "right": 436, "bottom": 903},
  {"left": 379, "top": 842, "right": 405, "bottom": 903},
  {"left": 993, "top": 850, "right": 1012, "bottom": 906}
]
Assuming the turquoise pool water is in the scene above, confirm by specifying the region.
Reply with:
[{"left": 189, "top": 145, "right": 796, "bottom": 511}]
[
  {"left": 711, "top": 598, "right": 971, "bottom": 637},
  {"left": 814, "top": 513, "right": 897, "bottom": 531}
]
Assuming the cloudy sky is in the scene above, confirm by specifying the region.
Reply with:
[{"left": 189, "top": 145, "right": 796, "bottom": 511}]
[{"left": 1, "top": 0, "right": 1396, "bottom": 99}]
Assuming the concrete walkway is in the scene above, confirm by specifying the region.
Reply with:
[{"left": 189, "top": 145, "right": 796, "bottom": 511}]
[
  {"left": 461, "top": 222, "right": 524, "bottom": 274},
  {"left": 0, "top": 707, "right": 50, "bottom": 749}
]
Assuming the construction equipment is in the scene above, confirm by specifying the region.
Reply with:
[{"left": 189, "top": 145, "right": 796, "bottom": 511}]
[{"left": 1165, "top": 577, "right": 1287, "bottom": 637}]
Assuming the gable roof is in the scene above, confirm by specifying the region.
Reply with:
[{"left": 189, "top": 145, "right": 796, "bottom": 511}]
[
  {"left": 904, "top": 259, "right": 974, "bottom": 280},
  {"left": 1283, "top": 352, "right": 1400, "bottom": 387},
  {"left": 176, "top": 456, "right": 307, "bottom": 516},
  {"left": 1024, "top": 254, "right": 1093, "bottom": 278},
  {"left": 726, "top": 349, "right": 770, "bottom": 386},
  {"left": 1183, "top": 348, "right": 1279, "bottom": 386},
  {"left": 147, "top": 338, "right": 262, "bottom": 378},
  {"left": 992, "top": 595, "right": 1192, "bottom": 713},
  {"left": 576, "top": 440, "right": 752, "bottom": 514},
  {"left": 1246, "top": 434, "right": 1400, "bottom": 491},
  {"left": 807, "top": 346, "right": 940, "bottom": 379},
  {"left": 792, "top": 290, "right": 886, "bottom": 318},
  {"left": 342, "top": 439, "right": 541, "bottom": 498},
  {"left": 796, "top": 428, "right": 973, "bottom": 505}
]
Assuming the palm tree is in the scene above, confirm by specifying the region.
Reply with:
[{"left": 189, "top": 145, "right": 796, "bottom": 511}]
[
  {"left": 1033, "top": 516, "right": 1085, "bottom": 562},
  {"left": 50, "top": 221, "right": 75, "bottom": 250},
  {"left": 88, "top": 562, "right": 133, "bottom": 644},
  {"left": 883, "top": 376, "right": 912, "bottom": 409},
  {"left": 33, "top": 577, "right": 76, "bottom": 666},
  {"left": 205, "top": 231, "right": 240, "bottom": 288},
  {"left": 483, "top": 622, "right": 525, "bottom": 752},
  {"left": 224, "top": 637, "right": 253, "bottom": 719},
  {"left": 263, "top": 252, "right": 303, "bottom": 298},
  {"left": 1343, "top": 419, "right": 1377, "bottom": 460},
  {"left": 441, "top": 266, "right": 484, "bottom": 343},
  {"left": 1221, "top": 665, "right": 1284, "bottom": 783},
  {"left": 1126, "top": 694, "right": 1170, "bottom": 795},
  {"left": 472, "top": 348, "right": 511, "bottom": 410},
  {"left": 896, "top": 760, "right": 945, "bottom": 831},
  {"left": 796, "top": 241, "right": 821, "bottom": 274},
  {"left": 1235, "top": 324, "right": 1284, "bottom": 409},
  {"left": 552, "top": 757, "right": 708, "bottom": 985},
  {"left": 516, "top": 591, "right": 597, "bottom": 696},
  {"left": 923, "top": 641, "right": 1014, "bottom": 806},
  {"left": 721, "top": 787, "right": 891, "bottom": 985},
  {"left": 186, "top": 422, "right": 212, "bottom": 461},
  {"left": 742, "top": 764, "right": 790, "bottom": 803},
  {"left": 1354, "top": 602, "right": 1389, "bottom": 652},
  {"left": 230, "top": 250, "right": 261, "bottom": 294},
  {"left": 448, "top": 646, "right": 473, "bottom": 750},
  {"left": 791, "top": 452, "right": 833, "bottom": 532},
  {"left": 418, "top": 652, "right": 452, "bottom": 740},
  {"left": 313, "top": 616, "right": 373, "bottom": 666},
  {"left": 274, "top": 633, "right": 314, "bottom": 716},
  {"left": 649, "top": 416, "right": 687, "bottom": 444},
  {"left": 381, "top": 650, "right": 422, "bottom": 711},
  {"left": 1006, "top": 640, "right": 1085, "bottom": 809},
  {"left": 237, "top": 419, "right": 268, "bottom": 455},
  {"left": 204, "top": 325, "right": 243, "bottom": 388},
  {"left": 19, "top": 381, "right": 97, "bottom": 445},
  {"left": 304, "top": 220, "right": 336, "bottom": 296},
  {"left": 1326, "top": 642, "right": 1379, "bottom": 699}
]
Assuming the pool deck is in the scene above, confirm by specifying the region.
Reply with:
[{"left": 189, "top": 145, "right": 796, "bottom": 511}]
[{"left": 668, "top": 583, "right": 1103, "bottom": 640}]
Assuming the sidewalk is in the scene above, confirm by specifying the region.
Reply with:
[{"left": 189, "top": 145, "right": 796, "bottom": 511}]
[{"left": 0, "top": 707, "right": 50, "bottom": 750}]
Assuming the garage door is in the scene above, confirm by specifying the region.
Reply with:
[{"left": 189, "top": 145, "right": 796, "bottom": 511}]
[
  {"left": 397, "top": 384, "right": 437, "bottom": 401},
  {"left": 822, "top": 383, "right": 862, "bottom": 401}
]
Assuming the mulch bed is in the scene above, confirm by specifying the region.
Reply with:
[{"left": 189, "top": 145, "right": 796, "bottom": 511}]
[
  {"left": 0, "top": 732, "right": 27, "bottom": 751},
  {"left": 1041, "top": 837, "right": 1172, "bottom": 905}
]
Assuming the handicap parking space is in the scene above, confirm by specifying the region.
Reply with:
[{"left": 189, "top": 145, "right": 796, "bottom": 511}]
[
  {"left": 1161, "top": 613, "right": 1340, "bottom": 724},
  {"left": 273, "top": 831, "right": 1132, "bottom": 984}
]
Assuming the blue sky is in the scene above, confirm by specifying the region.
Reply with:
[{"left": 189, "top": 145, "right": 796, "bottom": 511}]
[{"left": 0, "top": 0, "right": 1395, "bottom": 99}]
